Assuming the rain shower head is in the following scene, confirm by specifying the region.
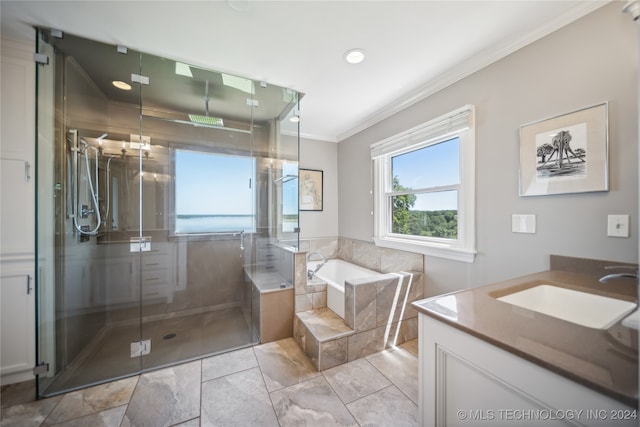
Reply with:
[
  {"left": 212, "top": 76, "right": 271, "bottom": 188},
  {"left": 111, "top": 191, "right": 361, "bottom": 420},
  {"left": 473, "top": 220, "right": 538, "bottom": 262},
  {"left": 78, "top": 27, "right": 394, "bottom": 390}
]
[
  {"left": 188, "top": 79, "right": 224, "bottom": 127},
  {"left": 188, "top": 114, "right": 224, "bottom": 127}
]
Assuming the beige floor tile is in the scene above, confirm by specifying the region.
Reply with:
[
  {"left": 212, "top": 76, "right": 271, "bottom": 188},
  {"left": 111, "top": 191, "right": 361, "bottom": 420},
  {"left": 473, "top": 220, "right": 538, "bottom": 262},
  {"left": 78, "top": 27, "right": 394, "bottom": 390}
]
[
  {"left": 45, "top": 377, "right": 137, "bottom": 424},
  {"left": 201, "top": 347, "right": 257, "bottom": 382},
  {"left": 347, "top": 385, "right": 418, "bottom": 426},
  {"left": 270, "top": 376, "right": 357, "bottom": 426},
  {"left": 122, "top": 360, "right": 200, "bottom": 427},
  {"left": 172, "top": 418, "right": 200, "bottom": 427},
  {"left": 366, "top": 347, "right": 419, "bottom": 404},
  {"left": 0, "top": 380, "right": 36, "bottom": 408},
  {"left": 42, "top": 405, "right": 127, "bottom": 427},
  {"left": 253, "top": 338, "right": 319, "bottom": 392},
  {"left": 0, "top": 395, "right": 62, "bottom": 427},
  {"left": 322, "top": 358, "right": 391, "bottom": 404},
  {"left": 2, "top": 335, "right": 421, "bottom": 427},
  {"left": 201, "top": 367, "right": 278, "bottom": 427}
]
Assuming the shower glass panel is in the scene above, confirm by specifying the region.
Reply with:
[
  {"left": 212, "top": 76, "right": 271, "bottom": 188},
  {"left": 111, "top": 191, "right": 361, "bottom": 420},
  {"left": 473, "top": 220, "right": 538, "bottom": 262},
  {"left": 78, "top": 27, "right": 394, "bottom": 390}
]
[
  {"left": 35, "top": 29, "right": 145, "bottom": 396},
  {"left": 35, "top": 29, "right": 300, "bottom": 397}
]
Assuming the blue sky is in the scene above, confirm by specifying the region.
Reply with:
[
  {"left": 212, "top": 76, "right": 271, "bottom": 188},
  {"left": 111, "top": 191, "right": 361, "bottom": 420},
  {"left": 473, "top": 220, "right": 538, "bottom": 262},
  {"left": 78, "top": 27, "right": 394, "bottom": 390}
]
[
  {"left": 175, "top": 150, "right": 254, "bottom": 215},
  {"left": 175, "top": 138, "right": 459, "bottom": 216},
  {"left": 392, "top": 137, "right": 459, "bottom": 211},
  {"left": 282, "top": 162, "right": 299, "bottom": 215}
]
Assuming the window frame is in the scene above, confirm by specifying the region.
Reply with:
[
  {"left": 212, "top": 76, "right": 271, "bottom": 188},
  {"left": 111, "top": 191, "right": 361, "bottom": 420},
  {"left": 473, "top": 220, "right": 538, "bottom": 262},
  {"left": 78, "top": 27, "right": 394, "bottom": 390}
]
[{"left": 371, "top": 105, "right": 476, "bottom": 263}]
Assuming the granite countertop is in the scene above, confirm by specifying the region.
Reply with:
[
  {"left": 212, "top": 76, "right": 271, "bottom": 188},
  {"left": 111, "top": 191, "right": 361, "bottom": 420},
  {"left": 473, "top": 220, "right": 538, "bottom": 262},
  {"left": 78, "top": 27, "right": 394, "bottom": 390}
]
[{"left": 412, "top": 267, "right": 638, "bottom": 407}]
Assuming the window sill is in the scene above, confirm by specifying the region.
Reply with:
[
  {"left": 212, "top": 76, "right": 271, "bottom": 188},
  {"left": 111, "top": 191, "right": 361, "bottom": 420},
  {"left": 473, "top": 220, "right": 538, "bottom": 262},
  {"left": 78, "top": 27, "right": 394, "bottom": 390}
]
[{"left": 373, "top": 236, "right": 476, "bottom": 263}]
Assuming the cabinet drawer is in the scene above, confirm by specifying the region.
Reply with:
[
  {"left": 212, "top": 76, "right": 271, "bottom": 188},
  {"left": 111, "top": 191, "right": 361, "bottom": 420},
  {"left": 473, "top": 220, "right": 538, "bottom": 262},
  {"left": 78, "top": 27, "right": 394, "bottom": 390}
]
[
  {"left": 142, "top": 284, "right": 169, "bottom": 299},
  {"left": 142, "top": 254, "right": 169, "bottom": 269},
  {"left": 141, "top": 270, "right": 169, "bottom": 284}
]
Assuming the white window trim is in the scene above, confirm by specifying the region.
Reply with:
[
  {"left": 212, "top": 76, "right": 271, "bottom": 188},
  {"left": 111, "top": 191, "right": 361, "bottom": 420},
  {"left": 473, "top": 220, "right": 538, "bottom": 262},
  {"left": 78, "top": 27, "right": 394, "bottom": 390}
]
[{"left": 371, "top": 105, "right": 476, "bottom": 263}]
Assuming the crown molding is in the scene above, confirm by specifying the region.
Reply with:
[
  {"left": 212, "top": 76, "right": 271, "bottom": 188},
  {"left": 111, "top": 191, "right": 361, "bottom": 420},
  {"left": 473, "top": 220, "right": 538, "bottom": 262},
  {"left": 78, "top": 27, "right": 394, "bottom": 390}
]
[{"left": 336, "top": 1, "right": 610, "bottom": 143}]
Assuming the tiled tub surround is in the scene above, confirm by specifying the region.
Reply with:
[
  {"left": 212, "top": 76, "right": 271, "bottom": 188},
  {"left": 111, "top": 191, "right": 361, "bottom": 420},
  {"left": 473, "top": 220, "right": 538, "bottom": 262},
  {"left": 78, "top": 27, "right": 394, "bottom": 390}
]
[
  {"left": 287, "top": 237, "right": 425, "bottom": 371},
  {"left": 291, "top": 237, "right": 425, "bottom": 315},
  {"left": 291, "top": 237, "right": 425, "bottom": 274},
  {"left": 308, "top": 259, "right": 383, "bottom": 319},
  {"left": 295, "top": 271, "right": 424, "bottom": 371}
]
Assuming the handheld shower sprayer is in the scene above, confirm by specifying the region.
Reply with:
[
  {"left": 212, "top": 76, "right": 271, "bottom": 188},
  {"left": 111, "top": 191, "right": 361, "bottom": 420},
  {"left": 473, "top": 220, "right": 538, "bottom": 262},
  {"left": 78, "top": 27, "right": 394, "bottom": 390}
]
[{"left": 71, "top": 134, "right": 104, "bottom": 236}]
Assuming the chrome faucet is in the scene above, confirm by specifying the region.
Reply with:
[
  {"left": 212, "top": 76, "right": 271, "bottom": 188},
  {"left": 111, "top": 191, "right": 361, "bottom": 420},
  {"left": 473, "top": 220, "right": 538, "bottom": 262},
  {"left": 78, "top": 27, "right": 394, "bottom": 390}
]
[
  {"left": 599, "top": 266, "right": 639, "bottom": 283},
  {"left": 307, "top": 252, "right": 327, "bottom": 280}
]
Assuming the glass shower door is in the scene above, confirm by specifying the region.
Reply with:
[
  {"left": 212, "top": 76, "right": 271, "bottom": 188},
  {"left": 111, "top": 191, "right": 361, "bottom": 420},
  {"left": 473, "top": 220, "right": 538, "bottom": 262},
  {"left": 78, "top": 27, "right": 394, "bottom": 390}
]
[
  {"left": 35, "top": 30, "right": 146, "bottom": 396},
  {"left": 136, "top": 54, "right": 260, "bottom": 370},
  {"left": 35, "top": 29, "right": 301, "bottom": 396}
]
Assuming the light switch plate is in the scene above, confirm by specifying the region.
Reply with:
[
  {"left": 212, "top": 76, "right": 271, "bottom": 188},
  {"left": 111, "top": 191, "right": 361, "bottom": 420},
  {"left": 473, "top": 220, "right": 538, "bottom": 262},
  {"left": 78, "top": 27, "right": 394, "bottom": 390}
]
[
  {"left": 607, "top": 214, "right": 629, "bottom": 237},
  {"left": 512, "top": 214, "right": 536, "bottom": 234}
]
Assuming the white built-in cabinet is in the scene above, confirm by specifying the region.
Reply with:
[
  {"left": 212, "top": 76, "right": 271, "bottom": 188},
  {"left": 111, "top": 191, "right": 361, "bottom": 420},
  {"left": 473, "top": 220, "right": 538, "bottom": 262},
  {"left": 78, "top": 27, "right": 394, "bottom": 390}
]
[
  {"left": 94, "top": 242, "right": 178, "bottom": 306},
  {"left": 1, "top": 38, "right": 36, "bottom": 385},
  {"left": 419, "top": 314, "right": 637, "bottom": 426}
]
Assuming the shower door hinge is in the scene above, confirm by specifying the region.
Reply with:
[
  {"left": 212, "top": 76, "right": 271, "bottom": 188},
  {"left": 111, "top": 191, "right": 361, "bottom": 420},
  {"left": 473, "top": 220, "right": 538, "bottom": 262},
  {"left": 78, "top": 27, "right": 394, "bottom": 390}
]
[
  {"left": 33, "top": 362, "right": 49, "bottom": 375},
  {"left": 130, "top": 339, "right": 152, "bottom": 358},
  {"left": 33, "top": 53, "right": 49, "bottom": 65},
  {"left": 130, "top": 236, "right": 152, "bottom": 252},
  {"left": 131, "top": 74, "right": 150, "bottom": 85}
]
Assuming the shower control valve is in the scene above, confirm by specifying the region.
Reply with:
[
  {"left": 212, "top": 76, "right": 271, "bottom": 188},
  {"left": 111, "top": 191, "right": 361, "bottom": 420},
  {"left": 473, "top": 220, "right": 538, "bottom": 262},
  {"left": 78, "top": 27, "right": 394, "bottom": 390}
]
[{"left": 80, "top": 204, "right": 95, "bottom": 218}]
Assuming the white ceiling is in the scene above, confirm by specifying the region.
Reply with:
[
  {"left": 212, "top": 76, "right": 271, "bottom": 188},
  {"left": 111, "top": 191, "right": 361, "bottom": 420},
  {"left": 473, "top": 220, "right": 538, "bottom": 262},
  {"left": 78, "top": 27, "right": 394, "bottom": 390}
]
[{"left": 0, "top": 1, "right": 607, "bottom": 142}]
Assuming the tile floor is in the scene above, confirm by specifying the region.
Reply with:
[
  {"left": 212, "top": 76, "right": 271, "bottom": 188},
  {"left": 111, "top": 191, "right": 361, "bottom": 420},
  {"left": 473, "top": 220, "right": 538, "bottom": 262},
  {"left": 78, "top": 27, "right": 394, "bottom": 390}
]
[
  {"left": 0, "top": 338, "right": 419, "bottom": 427},
  {"left": 45, "top": 307, "right": 255, "bottom": 394}
]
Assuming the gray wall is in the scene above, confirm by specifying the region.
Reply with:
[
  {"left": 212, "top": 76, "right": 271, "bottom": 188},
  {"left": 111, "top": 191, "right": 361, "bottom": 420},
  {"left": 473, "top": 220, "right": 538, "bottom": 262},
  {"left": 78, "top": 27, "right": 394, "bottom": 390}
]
[
  {"left": 338, "top": 3, "right": 639, "bottom": 296},
  {"left": 299, "top": 137, "right": 339, "bottom": 239}
]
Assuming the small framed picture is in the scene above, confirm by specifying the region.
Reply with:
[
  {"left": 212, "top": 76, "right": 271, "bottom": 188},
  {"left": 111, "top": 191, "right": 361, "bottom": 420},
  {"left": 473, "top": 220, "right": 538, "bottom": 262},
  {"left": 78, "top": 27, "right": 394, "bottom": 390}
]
[
  {"left": 299, "top": 168, "right": 323, "bottom": 211},
  {"left": 519, "top": 102, "right": 608, "bottom": 196}
]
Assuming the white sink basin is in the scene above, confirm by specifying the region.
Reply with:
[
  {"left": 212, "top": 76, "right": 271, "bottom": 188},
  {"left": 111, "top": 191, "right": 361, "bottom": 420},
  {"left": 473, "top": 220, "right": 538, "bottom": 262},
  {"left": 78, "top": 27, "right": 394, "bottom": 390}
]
[{"left": 497, "top": 284, "right": 636, "bottom": 329}]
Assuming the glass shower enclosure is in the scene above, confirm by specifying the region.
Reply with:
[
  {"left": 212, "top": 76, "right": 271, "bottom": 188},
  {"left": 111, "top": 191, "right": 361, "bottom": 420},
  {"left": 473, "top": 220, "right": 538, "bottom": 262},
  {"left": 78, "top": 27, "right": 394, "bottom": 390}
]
[{"left": 35, "top": 29, "right": 300, "bottom": 396}]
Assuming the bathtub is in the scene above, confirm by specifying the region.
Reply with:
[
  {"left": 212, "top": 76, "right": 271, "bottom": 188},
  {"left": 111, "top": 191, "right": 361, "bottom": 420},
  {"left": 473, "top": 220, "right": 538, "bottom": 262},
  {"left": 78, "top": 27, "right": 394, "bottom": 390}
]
[{"left": 307, "top": 259, "right": 382, "bottom": 319}]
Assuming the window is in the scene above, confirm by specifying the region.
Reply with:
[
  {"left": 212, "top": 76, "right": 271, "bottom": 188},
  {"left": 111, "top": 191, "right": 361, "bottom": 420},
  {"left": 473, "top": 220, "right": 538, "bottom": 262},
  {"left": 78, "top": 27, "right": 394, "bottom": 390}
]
[
  {"left": 371, "top": 105, "right": 476, "bottom": 262},
  {"left": 174, "top": 149, "right": 255, "bottom": 234},
  {"left": 281, "top": 161, "right": 299, "bottom": 233}
]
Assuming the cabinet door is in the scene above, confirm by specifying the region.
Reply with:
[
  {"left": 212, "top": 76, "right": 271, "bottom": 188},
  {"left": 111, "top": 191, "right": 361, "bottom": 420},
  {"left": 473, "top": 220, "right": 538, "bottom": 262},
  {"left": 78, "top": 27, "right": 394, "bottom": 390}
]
[
  {"left": 419, "top": 315, "right": 637, "bottom": 427},
  {"left": 0, "top": 159, "right": 33, "bottom": 256},
  {"left": 0, "top": 274, "right": 35, "bottom": 378}
]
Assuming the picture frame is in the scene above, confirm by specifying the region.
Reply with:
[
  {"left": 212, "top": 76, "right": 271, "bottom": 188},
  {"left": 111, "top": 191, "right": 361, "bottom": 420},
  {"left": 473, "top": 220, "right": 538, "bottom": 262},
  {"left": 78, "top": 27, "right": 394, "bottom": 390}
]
[
  {"left": 299, "top": 168, "right": 323, "bottom": 211},
  {"left": 519, "top": 102, "right": 609, "bottom": 197}
]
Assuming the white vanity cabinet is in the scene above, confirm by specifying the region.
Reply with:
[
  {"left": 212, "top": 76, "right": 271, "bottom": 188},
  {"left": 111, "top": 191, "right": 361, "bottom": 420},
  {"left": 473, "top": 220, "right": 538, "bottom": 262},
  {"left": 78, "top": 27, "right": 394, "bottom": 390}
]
[{"left": 418, "top": 314, "right": 637, "bottom": 426}]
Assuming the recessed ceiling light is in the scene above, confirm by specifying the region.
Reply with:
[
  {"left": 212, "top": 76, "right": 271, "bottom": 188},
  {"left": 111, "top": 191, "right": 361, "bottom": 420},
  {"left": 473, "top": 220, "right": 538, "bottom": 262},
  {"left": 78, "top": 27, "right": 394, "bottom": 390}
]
[
  {"left": 344, "top": 48, "right": 365, "bottom": 64},
  {"left": 112, "top": 80, "right": 132, "bottom": 91}
]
